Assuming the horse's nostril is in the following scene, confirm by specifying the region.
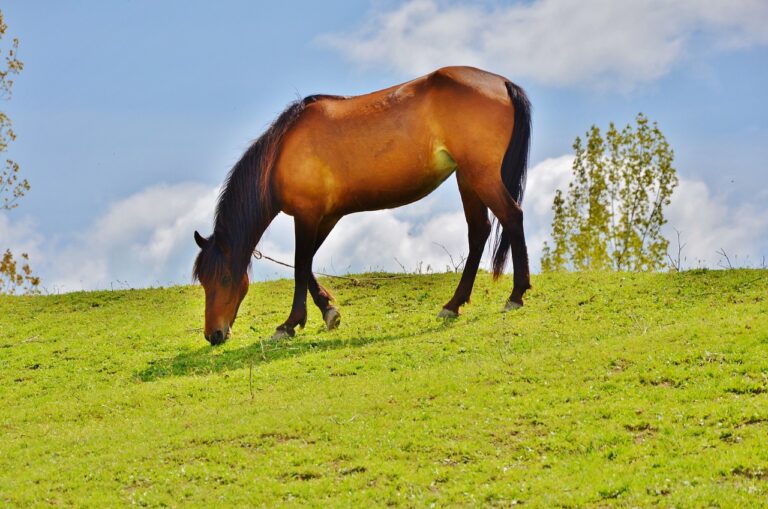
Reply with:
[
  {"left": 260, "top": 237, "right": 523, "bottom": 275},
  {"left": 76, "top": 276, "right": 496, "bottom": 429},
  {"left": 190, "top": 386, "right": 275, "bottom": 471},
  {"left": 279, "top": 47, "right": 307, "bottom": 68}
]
[{"left": 210, "top": 330, "right": 225, "bottom": 346}]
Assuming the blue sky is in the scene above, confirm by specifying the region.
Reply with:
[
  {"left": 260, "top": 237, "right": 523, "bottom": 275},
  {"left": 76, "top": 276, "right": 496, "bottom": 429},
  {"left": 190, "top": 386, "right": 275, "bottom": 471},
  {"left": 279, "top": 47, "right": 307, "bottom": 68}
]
[{"left": 2, "top": 0, "right": 767, "bottom": 291}]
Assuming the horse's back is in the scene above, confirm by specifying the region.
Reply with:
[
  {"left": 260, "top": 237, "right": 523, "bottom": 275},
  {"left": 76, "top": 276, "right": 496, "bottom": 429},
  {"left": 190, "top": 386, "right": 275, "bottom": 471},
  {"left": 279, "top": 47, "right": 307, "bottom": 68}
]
[{"left": 315, "top": 66, "right": 511, "bottom": 118}]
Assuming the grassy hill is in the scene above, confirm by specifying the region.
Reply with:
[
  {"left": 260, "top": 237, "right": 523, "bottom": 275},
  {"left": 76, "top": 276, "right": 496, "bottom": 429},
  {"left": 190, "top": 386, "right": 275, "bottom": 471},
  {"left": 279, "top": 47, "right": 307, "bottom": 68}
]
[{"left": 1, "top": 270, "right": 767, "bottom": 507}]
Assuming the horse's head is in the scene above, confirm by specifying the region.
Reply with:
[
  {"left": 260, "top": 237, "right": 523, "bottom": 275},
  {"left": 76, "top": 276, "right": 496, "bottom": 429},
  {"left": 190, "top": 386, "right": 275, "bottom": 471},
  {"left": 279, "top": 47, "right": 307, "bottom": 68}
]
[{"left": 193, "top": 230, "right": 249, "bottom": 345}]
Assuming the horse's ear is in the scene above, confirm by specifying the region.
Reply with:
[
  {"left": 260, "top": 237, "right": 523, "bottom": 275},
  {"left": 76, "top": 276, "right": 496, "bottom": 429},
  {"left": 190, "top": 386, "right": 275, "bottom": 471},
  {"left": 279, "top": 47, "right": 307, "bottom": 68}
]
[{"left": 194, "top": 231, "right": 208, "bottom": 249}]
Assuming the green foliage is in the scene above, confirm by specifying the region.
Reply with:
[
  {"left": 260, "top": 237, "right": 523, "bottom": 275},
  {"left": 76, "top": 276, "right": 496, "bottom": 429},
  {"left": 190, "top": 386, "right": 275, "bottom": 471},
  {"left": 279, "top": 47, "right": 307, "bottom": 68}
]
[
  {"left": 542, "top": 114, "right": 678, "bottom": 272},
  {"left": 0, "top": 10, "right": 37, "bottom": 295},
  {"left": 1, "top": 271, "right": 767, "bottom": 506}
]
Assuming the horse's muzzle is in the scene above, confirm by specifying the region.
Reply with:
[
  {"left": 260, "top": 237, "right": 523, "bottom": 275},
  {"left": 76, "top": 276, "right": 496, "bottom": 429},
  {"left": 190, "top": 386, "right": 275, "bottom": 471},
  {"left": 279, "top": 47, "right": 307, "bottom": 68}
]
[{"left": 206, "top": 328, "right": 229, "bottom": 346}]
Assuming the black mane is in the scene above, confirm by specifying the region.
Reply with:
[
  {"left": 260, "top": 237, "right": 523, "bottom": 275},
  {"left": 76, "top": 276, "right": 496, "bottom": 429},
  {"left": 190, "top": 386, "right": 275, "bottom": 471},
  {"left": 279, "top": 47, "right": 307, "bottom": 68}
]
[{"left": 193, "top": 94, "right": 344, "bottom": 285}]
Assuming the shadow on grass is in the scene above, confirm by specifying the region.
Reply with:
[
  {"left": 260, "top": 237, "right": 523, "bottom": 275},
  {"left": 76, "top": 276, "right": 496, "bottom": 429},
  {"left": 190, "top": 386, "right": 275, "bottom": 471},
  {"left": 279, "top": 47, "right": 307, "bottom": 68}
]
[{"left": 136, "top": 320, "right": 463, "bottom": 382}]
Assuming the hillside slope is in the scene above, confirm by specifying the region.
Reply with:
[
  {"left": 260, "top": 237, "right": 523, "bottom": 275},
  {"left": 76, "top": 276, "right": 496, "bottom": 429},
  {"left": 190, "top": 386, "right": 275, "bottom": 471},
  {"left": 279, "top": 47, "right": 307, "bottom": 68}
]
[{"left": 1, "top": 270, "right": 767, "bottom": 507}]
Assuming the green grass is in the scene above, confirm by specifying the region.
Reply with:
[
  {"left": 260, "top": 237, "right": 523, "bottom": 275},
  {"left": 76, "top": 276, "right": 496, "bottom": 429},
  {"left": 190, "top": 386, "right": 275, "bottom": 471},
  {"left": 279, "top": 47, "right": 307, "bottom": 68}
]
[{"left": 1, "top": 270, "right": 767, "bottom": 507}]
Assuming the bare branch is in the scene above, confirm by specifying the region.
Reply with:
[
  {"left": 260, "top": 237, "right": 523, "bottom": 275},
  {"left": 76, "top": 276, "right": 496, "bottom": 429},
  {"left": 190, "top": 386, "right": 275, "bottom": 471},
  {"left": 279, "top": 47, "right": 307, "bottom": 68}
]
[
  {"left": 432, "top": 242, "right": 466, "bottom": 273},
  {"left": 716, "top": 248, "right": 733, "bottom": 270},
  {"left": 665, "top": 227, "right": 686, "bottom": 272}
]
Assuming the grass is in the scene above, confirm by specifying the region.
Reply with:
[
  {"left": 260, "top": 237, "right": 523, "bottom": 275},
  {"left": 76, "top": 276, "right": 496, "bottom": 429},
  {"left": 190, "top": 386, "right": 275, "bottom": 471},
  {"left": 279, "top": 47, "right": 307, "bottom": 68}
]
[{"left": 1, "top": 269, "right": 767, "bottom": 507}]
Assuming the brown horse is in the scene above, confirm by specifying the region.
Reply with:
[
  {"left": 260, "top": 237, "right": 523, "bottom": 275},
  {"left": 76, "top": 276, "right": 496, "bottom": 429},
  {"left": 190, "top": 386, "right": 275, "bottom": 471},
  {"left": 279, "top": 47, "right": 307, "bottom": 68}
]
[{"left": 193, "top": 66, "right": 531, "bottom": 344}]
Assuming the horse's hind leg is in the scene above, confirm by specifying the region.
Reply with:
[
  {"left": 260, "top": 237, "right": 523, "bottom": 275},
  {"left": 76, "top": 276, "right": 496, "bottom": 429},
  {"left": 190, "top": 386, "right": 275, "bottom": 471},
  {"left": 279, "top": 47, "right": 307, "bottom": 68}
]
[
  {"left": 475, "top": 182, "right": 531, "bottom": 310},
  {"left": 308, "top": 217, "right": 341, "bottom": 330},
  {"left": 439, "top": 174, "right": 491, "bottom": 318}
]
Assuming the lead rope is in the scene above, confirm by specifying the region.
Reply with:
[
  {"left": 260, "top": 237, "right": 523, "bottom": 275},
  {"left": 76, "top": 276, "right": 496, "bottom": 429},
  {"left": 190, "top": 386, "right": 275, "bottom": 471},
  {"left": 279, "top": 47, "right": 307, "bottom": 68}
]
[{"left": 252, "top": 249, "right": 419, "bottom": 284}]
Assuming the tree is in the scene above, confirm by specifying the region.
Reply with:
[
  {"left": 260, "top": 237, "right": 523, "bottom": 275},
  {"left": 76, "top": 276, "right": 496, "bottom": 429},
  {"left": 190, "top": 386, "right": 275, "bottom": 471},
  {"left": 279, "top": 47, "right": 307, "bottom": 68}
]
[
  {"left": 541, "top": 113, "right": 678, "bottom": 272},
  {"left": 0, "top": 10, "right": 38, "bottom": 294}
]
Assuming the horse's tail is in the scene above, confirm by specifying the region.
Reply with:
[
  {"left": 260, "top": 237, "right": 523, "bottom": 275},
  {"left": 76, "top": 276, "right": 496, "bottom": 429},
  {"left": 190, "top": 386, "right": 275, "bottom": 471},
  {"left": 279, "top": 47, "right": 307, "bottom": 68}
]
[{"left": 491, "top": 81, "right": 531, "bottom": 279}]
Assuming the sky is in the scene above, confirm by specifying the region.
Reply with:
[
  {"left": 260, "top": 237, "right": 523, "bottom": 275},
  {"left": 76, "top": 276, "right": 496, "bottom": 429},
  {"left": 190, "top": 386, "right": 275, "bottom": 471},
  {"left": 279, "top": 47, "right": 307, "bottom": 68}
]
[{"left": 1, "top": 0, "right": 767, "bottom": 292}]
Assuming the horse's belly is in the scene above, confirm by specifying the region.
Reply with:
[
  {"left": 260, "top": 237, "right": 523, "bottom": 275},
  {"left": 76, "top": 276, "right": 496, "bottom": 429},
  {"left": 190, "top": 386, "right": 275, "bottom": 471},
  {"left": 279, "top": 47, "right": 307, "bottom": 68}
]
[{"left": 339, "top": 144, "right": 457, "bottom": 213}]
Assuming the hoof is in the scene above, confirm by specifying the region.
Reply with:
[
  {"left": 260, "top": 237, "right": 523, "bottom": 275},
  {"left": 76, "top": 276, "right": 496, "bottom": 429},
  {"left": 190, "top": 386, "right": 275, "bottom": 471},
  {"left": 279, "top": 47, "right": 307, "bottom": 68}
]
[
  {"left": 323, "top": 307, "right": 341, "bottom": 330},
  {"left": 503, "top": 300, "right": 523, "bottom": 312},
  {"left": 437, "top": 308, "right": 458, "bottom": 320},
  {"left": 271, "top": 327, "right": 294, "bottom": 341}
]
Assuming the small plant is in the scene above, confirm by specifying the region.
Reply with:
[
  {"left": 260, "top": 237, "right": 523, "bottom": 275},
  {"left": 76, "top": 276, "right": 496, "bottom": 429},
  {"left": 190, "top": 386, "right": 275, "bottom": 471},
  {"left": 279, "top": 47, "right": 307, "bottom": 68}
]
[{"left": 0, "top": 249, "right": 39, "bottom": 295}]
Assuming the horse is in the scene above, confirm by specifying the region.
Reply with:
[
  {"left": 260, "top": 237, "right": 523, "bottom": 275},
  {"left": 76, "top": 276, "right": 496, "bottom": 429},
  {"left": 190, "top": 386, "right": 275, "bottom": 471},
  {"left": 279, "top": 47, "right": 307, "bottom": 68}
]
[{"left": 193, "top": 66, "right": 532, "bottom": 345}]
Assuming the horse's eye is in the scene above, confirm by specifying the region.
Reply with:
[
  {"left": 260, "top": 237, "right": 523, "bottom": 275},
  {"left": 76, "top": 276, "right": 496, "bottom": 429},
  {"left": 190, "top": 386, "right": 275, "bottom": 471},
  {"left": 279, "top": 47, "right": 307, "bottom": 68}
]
[{"left": 221, "top": 275, "right": 232, "bottom": 287}]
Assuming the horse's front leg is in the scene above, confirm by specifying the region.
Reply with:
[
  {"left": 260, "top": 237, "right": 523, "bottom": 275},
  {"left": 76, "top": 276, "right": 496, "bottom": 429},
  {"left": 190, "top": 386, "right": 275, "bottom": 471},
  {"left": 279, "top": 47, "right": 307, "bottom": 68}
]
[{"left": 272, "top": 216, "right": 318, "bottom": 340}]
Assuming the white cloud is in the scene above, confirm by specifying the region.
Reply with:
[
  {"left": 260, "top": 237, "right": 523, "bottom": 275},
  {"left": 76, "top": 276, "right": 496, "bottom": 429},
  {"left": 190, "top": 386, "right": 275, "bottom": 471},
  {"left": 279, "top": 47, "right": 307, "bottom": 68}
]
[
  {"left": 35, "top": 182, "right": 219, "bottom": 292},
  {"left": 3, "top": 159, "right": 766, "bottom": 293},
  {"left": 320, "top": 0, "right": 768, "bottom": 89},
  {"left": 317, "top": 208, "right": 469, "bottom": 274},
  {"left": 664, "top": 179, "right": 768, "bottom": 268},
  {"left": 0, "top": 213, "right": 44, "bottom": 268}
]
